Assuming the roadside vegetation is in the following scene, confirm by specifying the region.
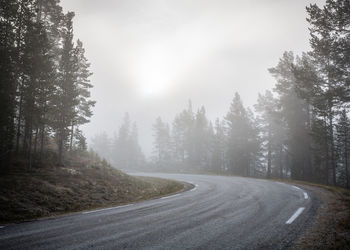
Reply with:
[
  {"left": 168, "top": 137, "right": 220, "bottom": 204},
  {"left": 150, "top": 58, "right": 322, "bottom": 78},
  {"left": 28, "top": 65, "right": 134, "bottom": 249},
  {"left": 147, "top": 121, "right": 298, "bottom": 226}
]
[
  {"left": 0, "top": 151, "right": 184, "bottom": 224},
  {"left": 288, "top": 181, "right": 350, "bottom": 249}
]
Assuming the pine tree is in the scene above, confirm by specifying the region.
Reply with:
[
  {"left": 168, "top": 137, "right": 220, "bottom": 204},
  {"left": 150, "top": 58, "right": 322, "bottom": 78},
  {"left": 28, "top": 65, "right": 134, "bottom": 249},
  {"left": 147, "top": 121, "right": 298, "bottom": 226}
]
[
  {"left": 69, "top": 39, "right": 95, "bottom": 151},
  {"left": 269, "top": 52, "right": 312, "bottom": 181},
  {"left": 172, "top": 101, "right": 195, "bottom": 165},
  {"left": 193, "top": 106, "right": 209, "bottom": 171},
  {"left": 225, "top": 92, "right": 251, "bottom": 176},
  {"left": 153, "top": 117, "right": 172, "bottom": 166},
  {"left": 129, "top": 122, "right": 145, "bottom": 169},
  {"left": 336, "top": 109, "right": 350, "bottom": 187},
  {"left": 0, "top": 1, "right": 94, "bottom": 170},
  {"left": 91, "top": 132, "right": 111, "bottom": 161},
  {"left": 0, "top": 1, "right": 19, "bottom": 167},
  {"left": 255, "top": 91, "right": 276, "bottom": 178},
  {"left": 53, "top": 11, "right": 79, "bottom": 164},
  {"left": 114, "top": 113, "right": 131, "bottom": 168},
  {"left": 22, "top": 18, "right": 54, "bottom": 168},
  {"left": 211, "top": 118, "right": 227, "bottom": 173}
]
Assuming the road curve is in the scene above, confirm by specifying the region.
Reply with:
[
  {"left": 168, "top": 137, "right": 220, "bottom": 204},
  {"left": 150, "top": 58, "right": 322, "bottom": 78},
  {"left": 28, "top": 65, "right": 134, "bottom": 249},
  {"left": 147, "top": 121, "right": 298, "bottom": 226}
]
[{"left": 0, "top": 173, "right": 319, "bottom": 249}]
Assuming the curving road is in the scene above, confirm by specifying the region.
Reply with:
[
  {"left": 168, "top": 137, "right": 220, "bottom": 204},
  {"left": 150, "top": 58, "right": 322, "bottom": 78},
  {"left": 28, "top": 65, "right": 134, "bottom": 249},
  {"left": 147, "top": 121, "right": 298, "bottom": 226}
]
[{"left": 0, "top": 173, "right": 319, "bottom": 249}]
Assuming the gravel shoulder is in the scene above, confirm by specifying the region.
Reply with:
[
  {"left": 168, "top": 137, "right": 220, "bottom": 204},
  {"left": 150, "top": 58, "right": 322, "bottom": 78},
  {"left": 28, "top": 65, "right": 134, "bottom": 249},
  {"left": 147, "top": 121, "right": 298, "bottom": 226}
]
[{"left": 286, "top": 183, "right": 350, "bottom": 249}]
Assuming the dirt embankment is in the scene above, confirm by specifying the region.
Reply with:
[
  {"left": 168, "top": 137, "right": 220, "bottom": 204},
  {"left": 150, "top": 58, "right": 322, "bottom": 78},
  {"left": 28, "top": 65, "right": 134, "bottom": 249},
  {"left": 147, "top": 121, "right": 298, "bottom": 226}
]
[{"left": 0, "top": 155, "right": 184, "bottom": 224}]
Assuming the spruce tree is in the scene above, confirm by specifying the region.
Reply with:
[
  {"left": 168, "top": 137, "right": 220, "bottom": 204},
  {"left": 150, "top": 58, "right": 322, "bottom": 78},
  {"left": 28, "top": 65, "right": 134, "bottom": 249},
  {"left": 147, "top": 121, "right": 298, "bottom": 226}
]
[{"left": 54, "top": 11, "right": 78, "bottom": 164}]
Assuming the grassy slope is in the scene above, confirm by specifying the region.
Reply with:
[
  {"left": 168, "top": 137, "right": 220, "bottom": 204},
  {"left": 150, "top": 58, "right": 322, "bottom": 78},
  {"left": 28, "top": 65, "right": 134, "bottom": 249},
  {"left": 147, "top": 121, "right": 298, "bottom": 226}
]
[{"left": 0, "top": 155, "right": 184, "bottom": 224}]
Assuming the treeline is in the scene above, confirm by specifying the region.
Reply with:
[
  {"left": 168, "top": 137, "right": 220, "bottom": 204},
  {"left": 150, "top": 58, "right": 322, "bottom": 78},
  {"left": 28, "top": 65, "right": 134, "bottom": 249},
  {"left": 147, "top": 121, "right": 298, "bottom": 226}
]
[
  {"left": 152, "top": 0, "right": 350, "bottom": 187},
  {"left": 91, "top": 113, "right": 145, "bottom": 170},
  {"left": 0, "top": 0, "right": 95, "bottom": 168},
  {"left": 152, "top": 100, "right": 261, "bottom": 175}
]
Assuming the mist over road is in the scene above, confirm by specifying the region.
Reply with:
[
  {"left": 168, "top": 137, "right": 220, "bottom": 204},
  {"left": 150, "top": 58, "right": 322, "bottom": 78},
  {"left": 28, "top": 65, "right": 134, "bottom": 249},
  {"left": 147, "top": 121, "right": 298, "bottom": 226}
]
[{"left": 0, "top": 174, "right": 318, "bottom": 249}]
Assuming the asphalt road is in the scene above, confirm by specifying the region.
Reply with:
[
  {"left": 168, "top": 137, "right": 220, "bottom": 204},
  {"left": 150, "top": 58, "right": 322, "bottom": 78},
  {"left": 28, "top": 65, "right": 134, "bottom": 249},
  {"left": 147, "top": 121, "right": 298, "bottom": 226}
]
[{"left": 0, "top": 173, "right": 319, "bottom": 249}]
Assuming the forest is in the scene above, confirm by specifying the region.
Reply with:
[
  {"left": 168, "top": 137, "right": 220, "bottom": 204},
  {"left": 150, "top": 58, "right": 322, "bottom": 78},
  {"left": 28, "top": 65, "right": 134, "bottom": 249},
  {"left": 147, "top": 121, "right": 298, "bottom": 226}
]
[
  {"left": 1, "top": 1, "right": 350, "bottom": 249},
  {"left": 147, "top": 1, "right": 350, "bottom": 187},
  {"left": 0, "top": 0, "right": 95, "bottom": 169},
  {"left": 1, "top": 0, "right": 350, "bottom": 189}
]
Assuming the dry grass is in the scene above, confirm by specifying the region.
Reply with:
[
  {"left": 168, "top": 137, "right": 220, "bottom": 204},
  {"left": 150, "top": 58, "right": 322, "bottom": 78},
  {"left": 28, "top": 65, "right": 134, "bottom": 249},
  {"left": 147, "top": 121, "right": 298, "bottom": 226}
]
[
  {"left": 0, "top": 154, "right": 184, "bottom": 224},
  {"left": 273, "top": 180, "right": 350, "bottom": 249}
]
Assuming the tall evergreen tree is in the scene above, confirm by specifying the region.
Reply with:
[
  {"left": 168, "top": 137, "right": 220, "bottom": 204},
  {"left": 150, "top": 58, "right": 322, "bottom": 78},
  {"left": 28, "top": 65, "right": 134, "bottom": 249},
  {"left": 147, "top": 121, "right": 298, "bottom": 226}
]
[
  {"left": 193, "top": 106, "right": 210, "bottom": 171},
  {"left": 53, "top": 11, "right": 78, "bottom": 164},
  {"left": 225, "top": 92, "right": 252, "bottom": 176},
  {"left": 211, "top": 118, "right": 227, "bottom": 173},
  {"left": 153, "top": 117, "right": 172, "bottom": 166},
  {"left": 172, "top": 101, "right": 195, "bottom": 165},
  {"left": 269, "top": 52, "right": 312, "bottom": 181},
  {"left": 0, "top": 1, "right": 19, "bottom": 167},
  {"left": 69, "top": 39, "right": 95, "bottom": 151}
]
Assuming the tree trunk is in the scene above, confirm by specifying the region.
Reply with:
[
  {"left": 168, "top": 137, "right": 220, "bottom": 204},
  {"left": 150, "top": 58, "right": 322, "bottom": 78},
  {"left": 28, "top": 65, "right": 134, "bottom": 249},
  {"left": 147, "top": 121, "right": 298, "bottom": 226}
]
[
  {"left": 324, "top": 116, "right": 329, "bottom": 185},
  {"left": 58, "top": 127, "right": 64, "bottom": 165},
  {"left": 15, "top": 93, "right": 23, "bottom": 154},
  {"left": 329, "top": 111, "right": 336, "bottom": 186},
  {"left": 267, "top": 128, "right": 272, "bottom": 179},
  {"left": 39, "top": 125, "right": 45, "bottom": 163},
  {"left": 69, "top": 123, "right": 74, "bottom": 151},
  {"left": 34, "top": 127, "right": 39, "bottom": 154},
  {"left": 23, "top": 120, "right": 28, "bottom": 153},
  {"left": 345, "top": 130, "right": 349, "bottom": 188},
  {"left": 28, "top": 123, "right": 33, "bottom": 170},
  {"left": 279, "top": 145, "right": 283, "bottom": 179}
]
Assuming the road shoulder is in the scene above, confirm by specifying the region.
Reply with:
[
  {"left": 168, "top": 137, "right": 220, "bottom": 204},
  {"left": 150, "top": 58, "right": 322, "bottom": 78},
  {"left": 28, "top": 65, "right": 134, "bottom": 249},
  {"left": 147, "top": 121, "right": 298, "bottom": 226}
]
[{"left": 290, "top": 184, "right": 350, "bottom": 249}]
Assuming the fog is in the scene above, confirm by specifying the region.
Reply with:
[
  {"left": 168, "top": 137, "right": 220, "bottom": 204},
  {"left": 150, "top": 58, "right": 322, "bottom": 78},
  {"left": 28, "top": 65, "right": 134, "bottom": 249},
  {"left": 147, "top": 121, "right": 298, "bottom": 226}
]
[{"left": 60, "top": 0, "right": 326, "bottom": 157}]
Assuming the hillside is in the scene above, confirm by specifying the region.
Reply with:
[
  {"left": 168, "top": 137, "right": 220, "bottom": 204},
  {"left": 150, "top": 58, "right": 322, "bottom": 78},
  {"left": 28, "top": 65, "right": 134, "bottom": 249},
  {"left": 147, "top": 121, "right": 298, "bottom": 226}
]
[{"left": 0, "top": 153, "right": 184, "bottom": 224}]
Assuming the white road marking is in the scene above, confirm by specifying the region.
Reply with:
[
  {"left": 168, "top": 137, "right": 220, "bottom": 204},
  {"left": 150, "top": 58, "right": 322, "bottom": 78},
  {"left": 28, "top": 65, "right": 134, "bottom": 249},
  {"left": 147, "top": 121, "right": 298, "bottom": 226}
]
[
  {"left": 291, "top": 185, "right": 309, "bottom": 200},
  {"left": 190, "top": 184, "right": 199, "bottom": 192},
  {"left": 160, "top": 193, "right": 181, "bottom": 200},
  {"left": 286, "top": 207, "right": 305, "bottom": 224},
  {"left": 0, "top": 226, "right": 5, "bottom": 229},
  {"left": 82, "top": 204, "right": 133, "bottom": 214},
  {"left": 292, "top": 185, "right": 302, "bottom": 191}
]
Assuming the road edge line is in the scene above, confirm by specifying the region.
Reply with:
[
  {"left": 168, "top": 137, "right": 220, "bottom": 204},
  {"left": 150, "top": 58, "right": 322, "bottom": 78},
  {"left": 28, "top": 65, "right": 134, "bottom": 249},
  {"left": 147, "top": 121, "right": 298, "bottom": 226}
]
[{"left": 286, "top": 207, "right": 305, "bottom": 224}]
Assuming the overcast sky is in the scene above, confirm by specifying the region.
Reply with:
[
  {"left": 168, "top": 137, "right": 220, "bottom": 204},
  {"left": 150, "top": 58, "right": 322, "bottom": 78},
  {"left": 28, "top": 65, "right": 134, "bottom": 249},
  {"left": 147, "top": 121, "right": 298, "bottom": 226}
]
[{"left": 60, "top": 0, "right": 326, "bottom": 157}]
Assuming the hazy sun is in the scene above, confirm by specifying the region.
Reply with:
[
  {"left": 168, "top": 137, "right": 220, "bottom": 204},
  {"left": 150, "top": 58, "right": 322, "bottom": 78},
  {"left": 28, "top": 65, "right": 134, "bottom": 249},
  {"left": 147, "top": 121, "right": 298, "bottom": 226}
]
[{"left": 129, "top": 42, "right": 177, "bottom": 98}]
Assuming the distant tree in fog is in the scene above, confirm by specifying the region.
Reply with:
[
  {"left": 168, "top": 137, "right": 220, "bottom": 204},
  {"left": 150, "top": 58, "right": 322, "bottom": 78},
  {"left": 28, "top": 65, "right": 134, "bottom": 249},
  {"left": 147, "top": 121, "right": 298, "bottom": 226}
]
[
  {"left": 255, "top": 90, "right": 285, "bottom": 178},
  {"left": 210, "top": 119, "right": 227, "bottom": 173},
  {"left": 225, "top": 93, "right": 253, "bottom": 176},
  {"left": 172, "top": 101, "right": 195, "bottom": 165},
  {"left": 91, "top": 132, "right": 111, "bottom": 161},
  {"left": 269, "top": 52, "right": 312, "bottom": 181},
  {"left": 152, "top": 117, "right": 172, "bottom": 167},
  {"left": 91, "top": 113, "right": 145, "bottom": 170}
]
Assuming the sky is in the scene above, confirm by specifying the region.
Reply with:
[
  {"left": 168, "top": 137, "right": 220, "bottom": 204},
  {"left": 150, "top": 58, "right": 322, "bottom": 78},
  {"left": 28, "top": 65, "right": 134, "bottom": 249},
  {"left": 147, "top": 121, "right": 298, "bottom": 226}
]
[{"left": 60, "top": 0, "right": 326, "bottom": 157}]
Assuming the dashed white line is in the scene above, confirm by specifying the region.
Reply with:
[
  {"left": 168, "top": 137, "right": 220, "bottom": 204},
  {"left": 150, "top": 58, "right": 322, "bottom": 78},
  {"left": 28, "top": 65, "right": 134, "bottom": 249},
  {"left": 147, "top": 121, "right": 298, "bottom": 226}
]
[
  {"left": 292, "top": 185, "right": 302, "bottom": 191},
  {"left": 291, "top": 185, "right": 308, "bottom": 200},
  {"left": 82, "top": 204, "right": 133, "bottom": 214},
  {"left": 160, "top": 193, "right": 181, "bottom": 200},
  {"left": 286, "top": 207, "right": 305, "bottom": 224}
]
